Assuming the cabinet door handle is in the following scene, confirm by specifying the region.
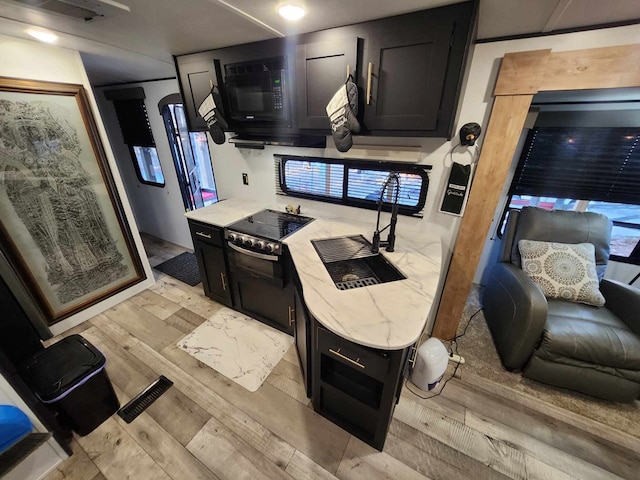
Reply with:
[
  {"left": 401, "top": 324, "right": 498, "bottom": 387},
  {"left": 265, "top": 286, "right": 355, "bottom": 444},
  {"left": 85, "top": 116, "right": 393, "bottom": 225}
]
[
  {"left": 346, "top": 64, "right": 351, "bottom": 78},
  {"left": 329, "top": 348, "right": 365, "bottom": 369},
  {"left": 220, "top": 272, "right": 227, "bottom": 290},
  {"left": 366, "top": 62, "right": 373, "bottom": 105},
  {"left": 196, "top": 231, "right": 212, "bottom": 239},
  {"left": 288, "top": 306, "right": 295, "bottom": 326}
]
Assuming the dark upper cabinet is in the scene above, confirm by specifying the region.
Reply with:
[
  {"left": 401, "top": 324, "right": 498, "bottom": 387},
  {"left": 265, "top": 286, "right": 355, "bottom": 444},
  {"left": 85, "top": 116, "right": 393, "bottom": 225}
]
[
  {"left": 175, "top": 54, "right": 220, "bottom": 132},
  {"left": 296, "top": 37, "right": 359, "bottom": 130},
  {"left": 363, "top": 23, "right": 452, "bottom": 132},
  {"left": 174, "top": 1, "right": 477, "bottom": 138},
  {"left": 360, "top": 0, "right": 477, "bottom": 137}
]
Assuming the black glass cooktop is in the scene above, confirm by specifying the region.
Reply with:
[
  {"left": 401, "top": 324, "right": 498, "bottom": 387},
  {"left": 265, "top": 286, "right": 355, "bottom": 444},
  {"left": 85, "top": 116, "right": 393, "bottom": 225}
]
[{"left": 227, "top": 209, "right": 314, "bottom": 241}]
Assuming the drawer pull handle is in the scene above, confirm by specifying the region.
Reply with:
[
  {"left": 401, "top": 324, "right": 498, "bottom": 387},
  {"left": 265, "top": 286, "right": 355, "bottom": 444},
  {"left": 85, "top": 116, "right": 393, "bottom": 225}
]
[
  {"left": 196, "top": 231, "right": 212, "bottom": 239},
  {"left": 220, "top": 272, "right": 227, "bottom": 291},
  {"left": 366, "top": 62, "right": 373, "bottom": 105},
  {"left": 329, "top": 348, "right": 365, "bottom": 369}
]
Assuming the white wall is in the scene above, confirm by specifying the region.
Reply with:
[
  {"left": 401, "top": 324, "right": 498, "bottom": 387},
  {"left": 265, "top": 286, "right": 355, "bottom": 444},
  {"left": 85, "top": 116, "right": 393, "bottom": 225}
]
[
  {"left": 0, "top": 34, "right": 155, "bottom": 336},
  {"left": 95, "top": 79, "right": 194, "bottom": 248},
  {"left": 0, "top": 376, "right": 67, "bottom": 480},
  {"left": 460, "top": 25, "right": 640, "bottom": 286}
]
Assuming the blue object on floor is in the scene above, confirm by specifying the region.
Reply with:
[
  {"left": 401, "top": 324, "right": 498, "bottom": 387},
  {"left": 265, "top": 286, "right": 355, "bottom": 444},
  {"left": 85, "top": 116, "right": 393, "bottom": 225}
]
[{"left": 0, "top": 405, "right": 32, "bottom": 453}]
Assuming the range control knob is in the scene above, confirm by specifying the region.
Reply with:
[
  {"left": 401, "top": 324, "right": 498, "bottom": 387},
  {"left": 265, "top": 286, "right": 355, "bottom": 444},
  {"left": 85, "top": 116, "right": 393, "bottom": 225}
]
[
  {"left": 246, "top": 238, "right": 255, "bottom": 247},
  {"left": 237, "top": 236, "right": 247, "bottom": 245},
  {"left": 265, "top": 243, "right": 276, "bottom": 253},
  {"left": 256, "top": 241, "right": 266, "bottom": 250},
  {"left": 228, "top": 233, "right": 237, "bottom": 241}
]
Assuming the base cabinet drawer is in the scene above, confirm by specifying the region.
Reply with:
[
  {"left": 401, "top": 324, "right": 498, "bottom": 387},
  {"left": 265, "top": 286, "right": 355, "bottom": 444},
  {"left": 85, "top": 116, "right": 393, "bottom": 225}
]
[
  {"left": 317, "top": 326, "right": 390, "bottom": 383},
  {"left": 189, "top": 221, "right": 224, "bottom": 247}
]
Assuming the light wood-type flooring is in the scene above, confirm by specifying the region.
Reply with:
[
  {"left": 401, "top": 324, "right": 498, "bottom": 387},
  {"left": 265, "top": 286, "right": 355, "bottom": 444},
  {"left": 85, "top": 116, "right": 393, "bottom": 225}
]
[{"left": 44, "top": 234, "right": 640, "bottom": 480}]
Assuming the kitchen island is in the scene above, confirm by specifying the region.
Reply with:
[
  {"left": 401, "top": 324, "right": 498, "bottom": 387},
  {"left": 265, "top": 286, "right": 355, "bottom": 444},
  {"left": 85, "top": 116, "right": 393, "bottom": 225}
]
[{"left": 185, "top": 198, "right": 443, "bottom": 449}]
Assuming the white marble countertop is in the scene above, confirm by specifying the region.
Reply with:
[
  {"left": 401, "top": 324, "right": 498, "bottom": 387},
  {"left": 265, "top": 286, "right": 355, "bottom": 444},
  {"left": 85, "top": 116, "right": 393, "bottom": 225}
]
[
  {"left": 185, "top": 199, "right": 442, "bottom": 350},
  {"left": 185, "top": 198, "right": 267, "bottom": 227}
]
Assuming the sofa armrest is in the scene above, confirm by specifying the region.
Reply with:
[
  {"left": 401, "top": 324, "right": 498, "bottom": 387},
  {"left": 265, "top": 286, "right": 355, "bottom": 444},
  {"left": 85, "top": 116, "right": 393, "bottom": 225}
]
[
  {"left": 482, "top": 263, "right": 548, "bottom": 370},
  {"left": 600, "top": 279, "right": 640, "bottom": 336}
]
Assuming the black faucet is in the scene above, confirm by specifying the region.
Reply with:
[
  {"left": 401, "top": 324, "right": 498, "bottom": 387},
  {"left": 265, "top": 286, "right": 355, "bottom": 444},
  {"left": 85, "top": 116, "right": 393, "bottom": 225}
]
[{"left": 371, "top": 172, "right": 400, "bottom": 253}]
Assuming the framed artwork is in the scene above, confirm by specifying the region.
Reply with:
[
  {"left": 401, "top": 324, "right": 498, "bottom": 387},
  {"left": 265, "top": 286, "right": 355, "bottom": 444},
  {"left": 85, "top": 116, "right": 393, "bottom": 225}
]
[{"left": 0, "top": 76, "right": 146, "bottom": 325}]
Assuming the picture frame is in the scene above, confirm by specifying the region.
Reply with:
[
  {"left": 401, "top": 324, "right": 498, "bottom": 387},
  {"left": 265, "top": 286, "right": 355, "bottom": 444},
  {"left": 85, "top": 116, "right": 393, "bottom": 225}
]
[{"left": 0, "top": 76, "right": 146, "bottom": 325}]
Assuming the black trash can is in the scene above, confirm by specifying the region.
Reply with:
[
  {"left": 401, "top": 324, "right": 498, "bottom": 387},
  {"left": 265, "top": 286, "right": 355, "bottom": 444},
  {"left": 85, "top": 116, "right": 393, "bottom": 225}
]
[{"left": 20, "top": 334, "right": 120, "bottom": 436}]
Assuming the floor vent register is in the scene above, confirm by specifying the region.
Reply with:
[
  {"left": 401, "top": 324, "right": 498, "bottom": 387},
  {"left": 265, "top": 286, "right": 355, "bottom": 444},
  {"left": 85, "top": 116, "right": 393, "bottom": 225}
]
[{"left": 117, "top": 376, "right": 174, "bottom": 423}]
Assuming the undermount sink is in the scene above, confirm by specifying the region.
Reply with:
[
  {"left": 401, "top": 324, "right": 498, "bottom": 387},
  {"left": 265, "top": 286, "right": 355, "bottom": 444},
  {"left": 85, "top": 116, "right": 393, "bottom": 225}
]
[{"left": 311, "top": 235, "right": 406, "bottom": 290}]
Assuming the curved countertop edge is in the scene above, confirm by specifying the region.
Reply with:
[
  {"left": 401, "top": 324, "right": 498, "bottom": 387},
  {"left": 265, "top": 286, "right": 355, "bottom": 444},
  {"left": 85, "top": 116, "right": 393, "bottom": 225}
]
[{"left": 185, "top": 199, "right": 443, "bottom": 351}]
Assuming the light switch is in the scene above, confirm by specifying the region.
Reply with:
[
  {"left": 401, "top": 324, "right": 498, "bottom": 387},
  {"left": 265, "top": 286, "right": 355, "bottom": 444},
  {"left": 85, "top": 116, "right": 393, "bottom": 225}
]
[{"left": 242, "top": 173, "right": 249, "bottom": 185}]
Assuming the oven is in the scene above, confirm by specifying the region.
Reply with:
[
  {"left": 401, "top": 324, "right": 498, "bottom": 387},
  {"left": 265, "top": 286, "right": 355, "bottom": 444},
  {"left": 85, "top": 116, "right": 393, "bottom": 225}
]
[
  {"left": 224, "top": 209, "right": 314, "bottom": 334},
  {"left": 226, "top": 243, "right": 284, "bottom": 286}
]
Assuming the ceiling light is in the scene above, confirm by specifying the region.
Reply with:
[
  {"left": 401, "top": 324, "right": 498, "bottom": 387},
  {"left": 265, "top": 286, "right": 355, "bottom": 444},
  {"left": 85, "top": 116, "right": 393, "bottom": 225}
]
[
  {"left": 278, "top": 4, "right": 305, "bottom": 21},
  {"left": 26, "top": 29, "right": 58, "bottom": 44}
]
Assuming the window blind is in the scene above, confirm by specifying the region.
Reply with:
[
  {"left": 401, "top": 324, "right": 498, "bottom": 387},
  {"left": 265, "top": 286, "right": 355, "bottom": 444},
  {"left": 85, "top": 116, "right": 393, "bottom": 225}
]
[
  {"left": 277, "top": 155, "right": 430, "bottom": 216},
  {"left": 510, "top": 127, "right": 640, "bottom": 204},
  {"left": 105, "top": 88, "right": 155, "bottom": 147}
]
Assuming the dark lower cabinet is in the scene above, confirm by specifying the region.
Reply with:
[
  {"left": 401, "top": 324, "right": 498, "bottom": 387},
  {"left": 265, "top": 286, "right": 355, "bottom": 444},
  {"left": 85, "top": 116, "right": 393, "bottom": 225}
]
[
  {"left": 189, "top": 220, "right": 233, "bottom": 307},
  {"left": 229, "top": 269, "right": 294, "bottom": 335},
  {"left": 311, "top": 320, "right": 410, "bottom": 450},
  {"left": 293, "top": 277, "right": 311, "bottom": 397}
]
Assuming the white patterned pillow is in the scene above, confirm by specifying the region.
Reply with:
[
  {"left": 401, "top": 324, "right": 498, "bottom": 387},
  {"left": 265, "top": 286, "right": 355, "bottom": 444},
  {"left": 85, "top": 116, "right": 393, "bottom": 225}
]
[{"left": 518, "top": 240, "right": 605, "bottom": 307}]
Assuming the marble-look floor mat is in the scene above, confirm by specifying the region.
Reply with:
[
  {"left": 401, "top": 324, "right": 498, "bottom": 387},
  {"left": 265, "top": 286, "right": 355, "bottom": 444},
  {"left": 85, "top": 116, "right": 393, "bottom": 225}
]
[{"left": 177, "top": 307, "right": 294, "bottom": 392}]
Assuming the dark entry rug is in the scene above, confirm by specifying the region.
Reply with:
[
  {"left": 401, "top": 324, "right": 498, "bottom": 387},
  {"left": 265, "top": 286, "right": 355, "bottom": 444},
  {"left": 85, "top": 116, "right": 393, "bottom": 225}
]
[{"left": 154, "top": 252, "right": 201, "bottom": 286}]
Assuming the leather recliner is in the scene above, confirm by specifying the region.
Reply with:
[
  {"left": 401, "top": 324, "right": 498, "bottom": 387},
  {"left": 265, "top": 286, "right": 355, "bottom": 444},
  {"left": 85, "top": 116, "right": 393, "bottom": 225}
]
[{"left": 482, "top": 207, "right": 640, "bottom": 402}]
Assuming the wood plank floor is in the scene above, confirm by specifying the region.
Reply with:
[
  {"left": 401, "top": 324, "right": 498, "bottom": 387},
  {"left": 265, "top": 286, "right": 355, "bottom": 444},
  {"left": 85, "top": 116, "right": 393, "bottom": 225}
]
[{"left": 44, "top": 234, "right": 640, "bottom": 480}]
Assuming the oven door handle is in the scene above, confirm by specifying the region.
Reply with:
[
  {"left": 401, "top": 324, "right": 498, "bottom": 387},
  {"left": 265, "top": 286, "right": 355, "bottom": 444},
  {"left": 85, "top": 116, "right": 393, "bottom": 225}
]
[{"left": 227, "top": 242, "right": 279, "bottom": 262}]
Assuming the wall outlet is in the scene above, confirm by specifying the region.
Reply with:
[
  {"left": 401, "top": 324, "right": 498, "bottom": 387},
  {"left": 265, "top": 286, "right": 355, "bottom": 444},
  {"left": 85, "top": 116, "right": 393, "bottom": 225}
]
[{"left": 242, "top": 173, "right": 249, "bottom": 185}]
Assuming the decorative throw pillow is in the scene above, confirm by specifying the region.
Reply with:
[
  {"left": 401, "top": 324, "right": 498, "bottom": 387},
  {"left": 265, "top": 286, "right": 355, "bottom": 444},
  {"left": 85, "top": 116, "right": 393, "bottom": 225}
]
[{"left": 518, "top": 240, "right": 605, "bottom": 307}]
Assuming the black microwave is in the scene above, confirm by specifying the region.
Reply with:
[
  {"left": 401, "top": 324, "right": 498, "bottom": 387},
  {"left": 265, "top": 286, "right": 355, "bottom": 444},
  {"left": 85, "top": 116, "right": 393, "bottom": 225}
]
[{"left": 224, "top": 56, "right": 290, "bottom": 125}]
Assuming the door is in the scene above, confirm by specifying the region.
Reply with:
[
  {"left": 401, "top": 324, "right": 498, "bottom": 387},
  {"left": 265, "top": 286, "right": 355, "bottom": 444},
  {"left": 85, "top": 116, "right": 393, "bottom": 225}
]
[
  {"left": 296, "top": 38, "right": 359, "bottom": 130},
  {"left": 174, "top": 104, "right": 204, "bottom": 209},
  {"left": 162, "top": 103, "right": 218, "bottom": 210},
  {"left": 363, "top": 23, "right": 452, "bottom": 132}
]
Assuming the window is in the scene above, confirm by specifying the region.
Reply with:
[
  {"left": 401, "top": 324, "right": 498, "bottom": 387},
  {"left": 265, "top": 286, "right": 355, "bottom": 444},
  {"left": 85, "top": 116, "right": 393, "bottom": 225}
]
[
  {"left": 132, "top": 146, "right": 164, "bottom": 185},
  {"left": 105, "top": 87, "right": 165, "bottom": 187},
  {"left": 277, "top": 155, "right": 430, "bottom": 216},
  {"left": 502, "top": 127, "right": 640, "bottom": 264}
]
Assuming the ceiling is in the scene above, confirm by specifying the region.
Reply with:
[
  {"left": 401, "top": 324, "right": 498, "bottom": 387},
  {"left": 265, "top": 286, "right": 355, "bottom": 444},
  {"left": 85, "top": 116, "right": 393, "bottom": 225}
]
[{"left": 0, "top": 0, "right": 639, "bottom": 86}]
